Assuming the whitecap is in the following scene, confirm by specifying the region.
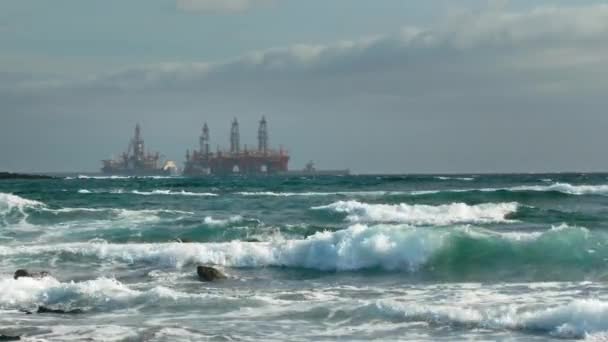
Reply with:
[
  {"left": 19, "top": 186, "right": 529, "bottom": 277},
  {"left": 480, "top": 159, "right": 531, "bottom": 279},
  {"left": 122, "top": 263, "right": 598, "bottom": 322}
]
[{"left": 312, "top": 200, "right": 518, "bottom": 225}]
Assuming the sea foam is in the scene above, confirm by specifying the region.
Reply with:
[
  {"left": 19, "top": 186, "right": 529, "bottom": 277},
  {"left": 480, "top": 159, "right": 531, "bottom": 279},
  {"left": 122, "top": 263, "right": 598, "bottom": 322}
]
[
  {"left": 374, "top": 299, "right": 608, "bottom": 339},
  {"left": 312, "top": 200, "right": 518, "bottom": 225}
]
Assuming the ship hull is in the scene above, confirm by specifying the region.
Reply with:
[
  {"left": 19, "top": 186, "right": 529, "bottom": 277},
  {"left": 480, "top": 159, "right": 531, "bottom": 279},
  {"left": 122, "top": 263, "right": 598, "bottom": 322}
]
[{"left": 101, "top": 167, "right": 170, "bottom": 177}]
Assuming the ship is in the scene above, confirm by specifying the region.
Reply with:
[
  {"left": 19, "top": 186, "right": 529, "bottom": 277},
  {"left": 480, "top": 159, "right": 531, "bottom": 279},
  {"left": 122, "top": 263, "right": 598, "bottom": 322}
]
[
  {"left": 183, "top": 117, "right": 289, "bottom": 176},
  {"left": 281, "top": 161, "right": 350, "bottom": 176},
  {"left": 101, "top": 124, "right": 174, "bottom": 176},
  {"left": 183, "top": 117, "right": 349, "bottom": 176}
]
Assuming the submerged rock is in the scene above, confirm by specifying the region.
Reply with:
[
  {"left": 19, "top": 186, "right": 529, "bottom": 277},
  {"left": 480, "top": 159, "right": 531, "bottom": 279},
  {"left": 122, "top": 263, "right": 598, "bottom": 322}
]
[
  {"left": 36, "top": 306, "right": 84, "bottom": 315},
  {"left": 196, "top": 266, "right": 226, "bottom": 282},
  {"left": 0, "top": 335, "right": 20, "bottom": 341},
  {"left": 13, "top": 269, "right": 50, "bottom": 280}
]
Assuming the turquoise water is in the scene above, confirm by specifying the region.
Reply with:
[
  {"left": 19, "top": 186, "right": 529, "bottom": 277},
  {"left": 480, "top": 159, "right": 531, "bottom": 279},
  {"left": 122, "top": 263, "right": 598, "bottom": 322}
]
[{"left": 1, "top": 174, "right": 608, "bottom": 341}]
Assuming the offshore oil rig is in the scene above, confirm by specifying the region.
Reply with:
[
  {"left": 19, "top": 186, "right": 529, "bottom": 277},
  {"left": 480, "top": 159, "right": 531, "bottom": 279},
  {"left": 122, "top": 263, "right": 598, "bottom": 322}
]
[
  {"left": 183, "top": 117, "right": 290, "bottom": 176},
  {"left": 101, "top": 124, "right": 175, "bottom": 176}
]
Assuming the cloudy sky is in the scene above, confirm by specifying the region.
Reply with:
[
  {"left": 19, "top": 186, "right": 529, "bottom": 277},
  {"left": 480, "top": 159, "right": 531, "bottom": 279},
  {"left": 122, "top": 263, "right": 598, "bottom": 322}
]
[{"left": 2, "top": 0, "right": 608, "bottom": 173}]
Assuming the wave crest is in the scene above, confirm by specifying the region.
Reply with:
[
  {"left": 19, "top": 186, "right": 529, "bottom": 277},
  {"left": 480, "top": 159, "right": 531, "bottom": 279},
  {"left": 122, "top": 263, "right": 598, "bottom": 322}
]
[{"left": 312, "top": 200, "right": 518, "bottom": 225}]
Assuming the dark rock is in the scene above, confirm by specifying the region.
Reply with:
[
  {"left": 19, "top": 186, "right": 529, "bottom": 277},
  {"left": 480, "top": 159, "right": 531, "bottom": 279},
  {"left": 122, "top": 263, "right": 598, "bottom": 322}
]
[
  {"left": 197, "top": 266, "right": 226, "bottom": 282},
  {"left": 13, "top": 269, "right": 50, "bottom": 280},
  {"left": 0, "top": 335, "right": 20, "bottom": 341},
  {"left": 0, "top": 172, "right": 53, "bottom": 180},
  {"left": 36, "top": 306, "right": 83, "bottom": 315},
  {"left": 244, "top": 238, "right": 261, "bottom": 242}
]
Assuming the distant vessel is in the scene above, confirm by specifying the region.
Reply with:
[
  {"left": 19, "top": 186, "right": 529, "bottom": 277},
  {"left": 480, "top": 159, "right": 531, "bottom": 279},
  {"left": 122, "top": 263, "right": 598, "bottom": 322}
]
[
  {"left": 183, "top": 117, "right": 290, "bottom": 176},
  {"left": 281, "top": 161, "right": 350, "bottom": 176},
  {"left": 101, "top": 124, "right": 175, "bottom": 176},
  {"left": 183, "top": 117, "right": 349, "bottom": 176}
]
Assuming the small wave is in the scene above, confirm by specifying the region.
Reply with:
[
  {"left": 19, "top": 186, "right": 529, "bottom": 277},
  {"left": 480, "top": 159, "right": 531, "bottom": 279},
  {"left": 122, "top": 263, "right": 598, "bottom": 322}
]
[
  {"left": 131, "top": 190, "right": 218, "bottom": 197},
  {"left": 68, "top": 175, "right": 178, "bottom": 180},
  {"left": 408, "top": 183, "right": 608, "bottom": 197},
  {"left": 510, "top": 183, "right": 608, "bottom": 196},
  {"left": 235, "top": 191, "right": 406, "bottom": 197},
  {"left": 312, "top": 200, "right": 518, "bottom": 225},
  {"left": 435, "top": 176, "right": 475, "bottom": 181},
  {"left": 374, "top": 299, "right": 608, "bottom": 339},
  {"left": 78, "top": 189, "right": 217, "bottom": 197},
  {"left": 203, "top": 215, "right": 244, "bottom": 226}
]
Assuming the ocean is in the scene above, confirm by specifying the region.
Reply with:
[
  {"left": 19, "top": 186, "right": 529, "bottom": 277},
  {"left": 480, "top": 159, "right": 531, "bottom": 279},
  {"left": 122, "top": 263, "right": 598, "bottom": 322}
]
[{"left": 1, "top": 173, "right": 608, "bottom": 341}]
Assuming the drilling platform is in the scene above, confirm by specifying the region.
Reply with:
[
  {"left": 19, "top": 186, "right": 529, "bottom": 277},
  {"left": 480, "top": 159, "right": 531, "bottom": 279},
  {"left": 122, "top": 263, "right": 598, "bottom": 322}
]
[
  {"left": 101, "top": 124, "right": 173, "bottom": 176},
  {"left": 183, "top": 117, "right": 290, "bottom": 176}
]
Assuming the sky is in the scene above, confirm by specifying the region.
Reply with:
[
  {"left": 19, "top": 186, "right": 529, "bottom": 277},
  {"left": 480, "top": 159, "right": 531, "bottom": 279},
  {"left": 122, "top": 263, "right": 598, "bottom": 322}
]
[{"left": 2, "top": 0, "right": 608, "bottom": 174}]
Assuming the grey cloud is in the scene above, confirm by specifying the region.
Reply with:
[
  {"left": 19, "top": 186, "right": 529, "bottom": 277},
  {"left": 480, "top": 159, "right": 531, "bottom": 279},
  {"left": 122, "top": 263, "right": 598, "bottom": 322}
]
[{"left": 176, "top": 0, "right": 274, "bottom": 13}]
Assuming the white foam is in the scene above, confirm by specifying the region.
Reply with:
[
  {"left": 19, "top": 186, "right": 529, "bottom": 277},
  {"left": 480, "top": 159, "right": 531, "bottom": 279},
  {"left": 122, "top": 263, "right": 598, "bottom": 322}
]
[
  {"left": 435, "top": 176, "right": 475, "bottom": 181},
  {"left": 132, "top": 190, "right": 218, "bottom": 197},
  {"left": 376, "top": 299, "right": 608, "bottom": 339},
  {"left": 203, "top": 215, "right": 244, "bottom": 226},
  {"left": 79, "top": 189, "right": 217, "bottom": 196},
  {"left": 312, "top": 200, "right": 518, "bottom": 225},
  {"left": 0, "top": 276, "right": 229, "bottom": 310},
  {"left": 501, "top": 299, "right": 608, "bottom": 338},
  {"left": 235, "top": 191, "right": 406, "bottom": 197},
  {"left": 511, "top": 183, "right": 608, "bottom": 196}
]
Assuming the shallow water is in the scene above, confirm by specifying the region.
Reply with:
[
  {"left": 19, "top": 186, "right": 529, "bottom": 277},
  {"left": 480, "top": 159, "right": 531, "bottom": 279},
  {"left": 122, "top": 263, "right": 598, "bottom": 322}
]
[{"left": 1, "top": 174, "right": 608, "bottom": 341}]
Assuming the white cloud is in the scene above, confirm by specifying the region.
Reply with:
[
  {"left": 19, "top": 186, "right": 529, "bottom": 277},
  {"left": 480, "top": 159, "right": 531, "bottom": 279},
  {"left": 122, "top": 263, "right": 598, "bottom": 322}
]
[{"left": 176, "top": 0, "right": 273, "bottom": 13}]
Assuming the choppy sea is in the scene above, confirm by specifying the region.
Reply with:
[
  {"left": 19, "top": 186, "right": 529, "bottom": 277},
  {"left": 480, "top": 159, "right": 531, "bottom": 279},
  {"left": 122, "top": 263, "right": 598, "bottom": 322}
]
[{"left": 1, "top": 174, "right": 608, "bottom": 341}]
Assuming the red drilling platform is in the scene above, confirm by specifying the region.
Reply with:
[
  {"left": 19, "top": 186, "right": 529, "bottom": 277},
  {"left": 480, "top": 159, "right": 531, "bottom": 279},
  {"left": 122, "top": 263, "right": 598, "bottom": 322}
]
[{"left": 183, "top": 117, "right": 289, "bottom": 176}]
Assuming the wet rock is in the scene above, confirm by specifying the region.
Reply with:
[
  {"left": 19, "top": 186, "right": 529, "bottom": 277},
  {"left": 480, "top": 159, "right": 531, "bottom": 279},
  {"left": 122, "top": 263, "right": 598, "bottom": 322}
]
[
  {"left": 0, "top": 335, "right": 20, "bottom": 341},
  {"left": 36, "top": 306, "right": 84, "bottom": 315},
  {"left": 13, "top": 269, "right": 50, "bottom": 280},
  {"left": 196, "top": 266, "right": 226, "bottom": 282}
]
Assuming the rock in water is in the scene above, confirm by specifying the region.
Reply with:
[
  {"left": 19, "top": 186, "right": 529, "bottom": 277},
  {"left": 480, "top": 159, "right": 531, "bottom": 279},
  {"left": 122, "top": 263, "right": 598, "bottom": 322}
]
[
  {"left": 13, "top": 269, "right": 50, "bottom": 280},
  {"left": 197, "top": 266, "right": 226, "bottom": 282},
  {"left": 0, "top": 335, "right": 20, "bottom": 341},
  {"left": 37, "top": 306, "right": 83, "bottom": 315}
]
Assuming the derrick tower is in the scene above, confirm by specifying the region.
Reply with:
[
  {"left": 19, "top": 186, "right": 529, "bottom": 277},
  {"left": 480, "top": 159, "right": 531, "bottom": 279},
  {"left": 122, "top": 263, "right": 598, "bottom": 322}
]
[
  {"left": 230, "top": 118, "right": 240, "bottom": 154},
  {"left": 132, "top": 123, "right": 145, "bottom": 162},
  {"left": 200, "top": 123, "right": 210, "bottom": 156},
  {"left": 258, "top": 116, "right": 268, "bottom": 155}
]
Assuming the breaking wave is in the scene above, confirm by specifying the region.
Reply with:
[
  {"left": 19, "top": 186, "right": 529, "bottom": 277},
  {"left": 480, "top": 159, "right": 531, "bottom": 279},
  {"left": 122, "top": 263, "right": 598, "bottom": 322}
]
[
  {"left": 312, "top": 200, "right": 518, "bottom": 225},
  {"left": 0, "top": 193, "right": 44, "bottom": 215},
  {"left": 1, "top": 224, "right": 603, "bottom": 278},
  {"left": 0, "top": 192, "right": 192, "bottom": 229},
  {"left": 372, "top": 299, "right": 608, "bottom": 339}
]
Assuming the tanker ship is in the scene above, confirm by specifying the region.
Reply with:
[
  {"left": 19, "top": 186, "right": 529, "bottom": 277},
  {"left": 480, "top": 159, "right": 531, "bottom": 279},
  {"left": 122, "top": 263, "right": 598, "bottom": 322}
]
[{"left": 101, "top": 124, "right": 174, "bottom": 176}]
